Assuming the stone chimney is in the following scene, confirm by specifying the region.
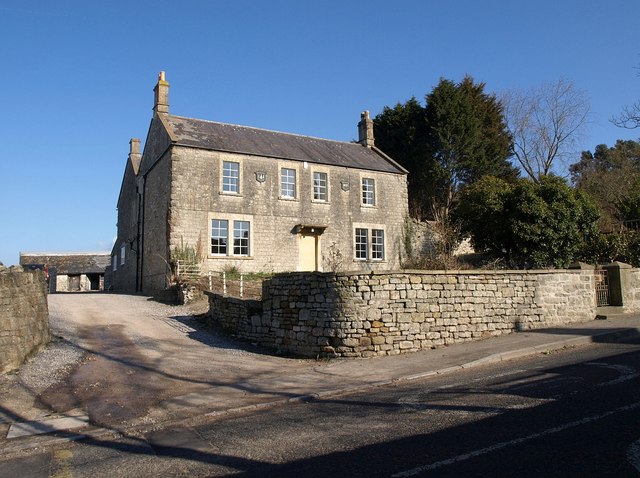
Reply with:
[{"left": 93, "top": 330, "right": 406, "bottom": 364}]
[
  {"left": 153, "top": 71, "right": 169, "bottom": 115},
  {"left": 357, "top": 110, "right": 374, "bottom": 147},
  {"left": 129, "top": 138, "right": 142, "bottom": 174}
]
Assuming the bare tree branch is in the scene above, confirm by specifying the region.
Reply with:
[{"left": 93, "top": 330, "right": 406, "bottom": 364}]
[
  {"left": 611, "top": 100, "right": 640, "bottom": 129},
  {"left": 611, "top": 63, "right": 640, "bottom": 129},
  {"left": 502, "top": 79, "right": 590, "bottom": 181}
]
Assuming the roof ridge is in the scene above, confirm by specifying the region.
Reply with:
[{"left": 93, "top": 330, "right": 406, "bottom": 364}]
[
  {"left": 168, "top": 114, "right": 361, "bottom": 147},
  {"left": 20, "top": 252, "right": 111, "bottom": 256}
]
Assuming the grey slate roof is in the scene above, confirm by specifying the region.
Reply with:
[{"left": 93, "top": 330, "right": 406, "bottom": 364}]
[
  {"left": 166, "top": 115, "right": 405, "bottom": 174},
  {"left": 20, "top": 253, "right": 110, "bottom": 275}
]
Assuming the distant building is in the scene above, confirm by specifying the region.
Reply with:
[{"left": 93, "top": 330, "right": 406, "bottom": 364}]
[
  {"left": 19, "top": 252, "right": 110, "bottom": 292},
  {"left": 112, "top": 72, "right": 409, "bottom": 294}
]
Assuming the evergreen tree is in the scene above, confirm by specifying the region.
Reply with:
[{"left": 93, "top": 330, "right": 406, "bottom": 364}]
[
  {"left": 373, "top": 97, "right": 430, "bottom": 215},
  {"left": 570, "top": 139, "right": 640, "bottom": 228},
  {"left": 374, "top": 76, "right": 516, "bottom": 221},
  {"left": 454, "top": 176, "right": 599, "bottom": 268}
]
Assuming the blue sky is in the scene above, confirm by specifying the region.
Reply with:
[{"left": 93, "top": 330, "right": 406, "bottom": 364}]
[{"left": 1, "top": 0, "right": 639, "bottom": 266}]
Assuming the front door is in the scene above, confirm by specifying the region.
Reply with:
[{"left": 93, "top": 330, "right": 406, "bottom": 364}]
[{"left": 299, "top": 233, "right": 318, "bottom": 271}]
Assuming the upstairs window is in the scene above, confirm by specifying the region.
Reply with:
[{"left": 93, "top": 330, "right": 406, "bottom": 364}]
[
  {"left": 120, "top": 245, "right": 126, "bottom": 265},
  {"left": 313, "top": 172, "right": 328, "bottom": 202},
  {"left": 222, "top": 161, "right": 240, "bottom": 193},
  {"left": 211, "top": 220, "right": 229, "bottom": 255},
  {"left": 362, "top": 178, "right": 375, "bottom": 206},
  {"left": 281, "top": 168, "right": 296, "bottom": 199}
]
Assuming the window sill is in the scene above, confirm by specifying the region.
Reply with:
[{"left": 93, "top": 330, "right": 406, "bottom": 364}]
[
  {"left": 219, "top": 192, "right": 243, "bottom": 197},
  {"left": 311, "top": 199, "right": 330, "bottom": 204},
  {"left": 207, "top": 255, "right": 254, "bottom": 260},
  {"left": 360, "top": 204, "right": 378, "bottom": 210},
  {"left": 279, "top": 196, "right": 298, "bottom": 202}
]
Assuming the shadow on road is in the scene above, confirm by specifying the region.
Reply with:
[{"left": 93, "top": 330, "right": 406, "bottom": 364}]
[
  {"left": 3, "top": 344, "right": 640, "bottom": 477},
  {"left": 527, "top": 326, "right": 640, "bottom": 345}
]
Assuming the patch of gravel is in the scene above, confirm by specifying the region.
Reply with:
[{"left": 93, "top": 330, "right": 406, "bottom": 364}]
[
  {"left": 15, "top": 299, "right": 87, "bottom": 394},
  {"left": 17, "top": 337, "right": 85, "bottom": 393},
  {"left": 0, "top": 295, "right": 262, "bottom": 398},
  {"left": 143, "top": 297, "right": 257, "bottom": 353}
]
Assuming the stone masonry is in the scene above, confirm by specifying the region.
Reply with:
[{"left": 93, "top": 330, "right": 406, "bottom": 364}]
[
  {"left": 112, "top": 73, "right": 409, "bottom": 295},
  {"left": 206, "top": 269, "right": 597, "bottom": 358},
  {"left": 0, "top": 267, "right": 50, "bottom": 372}
]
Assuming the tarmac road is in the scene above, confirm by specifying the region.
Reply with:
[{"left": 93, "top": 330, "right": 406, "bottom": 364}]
[
  {"left": 2, "top": 336, "right": 639, "bottom": 477},
  {"left": 1, "top": 293, "right": 639, "bottom": 470}
]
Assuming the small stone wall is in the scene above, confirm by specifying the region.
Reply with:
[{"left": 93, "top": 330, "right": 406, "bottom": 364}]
[
  {"left": 207, "top": 294, "right": 262, "bottom": 334},
  {"left": 205, "top": 270, "right": 596, "bottom": 358},
  {"left": 0, "top": 267, "right": 50, "bottom": 372},
  {"left": 619, "top": 266, "right": 640, "bottom": 312}
]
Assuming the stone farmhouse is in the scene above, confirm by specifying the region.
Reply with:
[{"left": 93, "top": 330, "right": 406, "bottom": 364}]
[{"left": 111, "top": 72, "right": 408, "bottom": 294}]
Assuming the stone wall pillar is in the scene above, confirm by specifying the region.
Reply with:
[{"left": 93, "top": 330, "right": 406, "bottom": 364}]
[{"left": 602, "top": 261, "right": 631, "bottom": 307}]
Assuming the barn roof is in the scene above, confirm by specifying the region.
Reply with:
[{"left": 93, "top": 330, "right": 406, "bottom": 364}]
[{"left": 19, "top": 253, "right": 110, "bottom": 275}]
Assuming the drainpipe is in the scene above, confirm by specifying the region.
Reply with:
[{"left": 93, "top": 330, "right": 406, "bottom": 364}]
[
  {"left": 139, "top": 176, "right": 146, "bottom": 293},
  {"left": 135, "top": 185, "right": 143, "bottom": 292}
]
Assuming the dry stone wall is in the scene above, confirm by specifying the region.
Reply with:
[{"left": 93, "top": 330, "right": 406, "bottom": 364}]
[
  {"left": 206, "top": 269, "right": 597, "bottom": 358},
  {"left": 0, "top": 267, "right": 50, "bottom": 372},
  {"left": 616, "top": 266, "right": 640, "bottom": 312}
]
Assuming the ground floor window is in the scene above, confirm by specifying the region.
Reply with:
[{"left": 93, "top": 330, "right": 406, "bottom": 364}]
[
  {"left": 372, "top": 229, "right": 385, "bottom": 260},
  {"left": 233, "top": 221, "right": 250, "bottom": 256},
  {"left": 211, "top": 219, "right": 251, "bottom": 257},
  {"left": 355, "top": 228, "right": 368, "bottom": 259},
  {"left": 211, "top": 220, "right": 229, "bottom": 255},
  {"left": 354, "top": 227, "right": 385, "bottom": 261}
]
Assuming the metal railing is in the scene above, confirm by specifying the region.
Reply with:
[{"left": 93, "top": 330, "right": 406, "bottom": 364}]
[{"left": 594, "top": 269, "right": 609, "bottom": 307}]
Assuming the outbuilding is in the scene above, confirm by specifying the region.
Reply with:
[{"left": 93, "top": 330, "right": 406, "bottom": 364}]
[{"left": 20, "top": 252, "right": 110, "bottom": 292}]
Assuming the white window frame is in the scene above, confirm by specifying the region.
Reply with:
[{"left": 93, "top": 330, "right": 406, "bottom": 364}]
[
  {"left": 120, "top": 245, "right": 126, "bottom": 265},
  {"left": 222, "top": 161, "right": 240, "bottom": 194},
  {"left": 209, "top": 214, "right": 253, "bottom": 258},
  {"left": 112, "top": 255, "right": 117, "bottom": 271},
  {"left": 280, "top": 167, "right": 297, "bottom": 199},
  {"left": 313, "top": 171, "right": 328, "bottom": 202},
  {"left": 233, "top": 220, "right": 250, "bottom": 256},
  {"left": 211, "top": 219, "right": 229, "bottom": 255},
  {"left": 362, "top": 178, "right": 376, "bottom": 206},
  {"left": 355, "top": 228, "right": 368, "bottom": 260},
  {"left": 353, "top": 224, "right": 386, "bottom": 262},
  {"left": 371, "top": 229, "right": 385, "bottom": 261}
]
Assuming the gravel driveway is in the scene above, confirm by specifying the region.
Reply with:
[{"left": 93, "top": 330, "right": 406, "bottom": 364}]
[{"left": 0, "top": 293, "right": 319, "bottom": 432}]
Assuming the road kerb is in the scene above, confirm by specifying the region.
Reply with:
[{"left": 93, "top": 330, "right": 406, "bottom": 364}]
[{"left": 1, "top": 325, "right": 638, "bottom": 456}]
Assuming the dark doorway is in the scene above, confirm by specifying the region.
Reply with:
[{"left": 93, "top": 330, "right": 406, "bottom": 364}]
[
  {"left": 68, "top": 275, "right": 81, "bottom": 292},
  {"left": 87, "top": 273, "right": 101, "bottom": 291},
  {"left": 49, "top": 267, "right": 57, "bottom": 293}
]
